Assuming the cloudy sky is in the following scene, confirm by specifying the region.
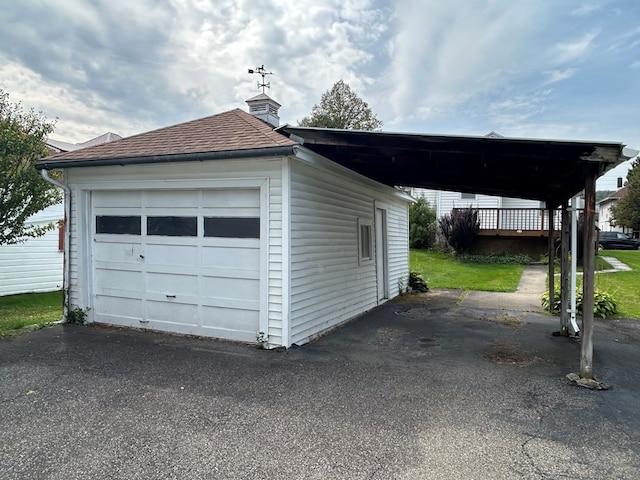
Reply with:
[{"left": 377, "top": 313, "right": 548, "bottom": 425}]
[{"left": 1, "top": 0, "right": 638, "bottom": 186}]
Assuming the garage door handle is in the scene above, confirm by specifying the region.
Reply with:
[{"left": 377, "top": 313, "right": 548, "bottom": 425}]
[{"left": 166, "top": 294, "right": 176, "bottom": 298}]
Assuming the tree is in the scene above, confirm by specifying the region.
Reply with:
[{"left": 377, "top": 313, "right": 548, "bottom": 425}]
[
  {"left": 298, "top": 80, "right": 383, "bottom": 130},
  {"left": 0, "top": 89, "right": 61, "bottom": 245},
  {"left": 611, "top": 157, "right": 640, "bottom": 231},
  {"left": 409, "top": 197, "right": 437, "bottom": 249}
]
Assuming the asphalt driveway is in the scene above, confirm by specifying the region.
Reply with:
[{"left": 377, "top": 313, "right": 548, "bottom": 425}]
[{"left": 1, "top": 290, "right": 639, "bottom": 479}]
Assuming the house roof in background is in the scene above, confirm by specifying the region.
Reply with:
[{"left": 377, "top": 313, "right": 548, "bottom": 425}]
[
  {"left": 278, "top": 125, "right": 631, "bottom": 207},
  {"left": 598, "top": 186, "right": 628, "bottom": 205},
  {"left": 46, "top": 132, "right": 123, "bottom": 153},
  {"left": 39, "top": 109, "right": 295, "bottom": 166}
]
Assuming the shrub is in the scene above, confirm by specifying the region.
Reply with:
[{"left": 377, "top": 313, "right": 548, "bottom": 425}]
[
  {"left": 438, "top": 208, "right": 480, "bottom": 254},
  {"left": 541, "top": 287, "right": 617, "bottom": 318},
  {"left": 409, "top": 272, "right": 429, "bottom": 292},
  {"left": 409, "top": 197, "right": 437, "bottom": 249},
  {"left": 66, "top": 306, "right": 90, "bottom": 324}
]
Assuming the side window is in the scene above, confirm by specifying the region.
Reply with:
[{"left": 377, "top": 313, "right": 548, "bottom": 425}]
[
  {"left": 96, "top": 216, "right": 141, "bottom": 235},
  {"left": 358, "top": 218, "right": 373, "bottom": 265}
]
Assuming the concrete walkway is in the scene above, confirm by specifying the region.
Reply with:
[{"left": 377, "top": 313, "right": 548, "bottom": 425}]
[
  {"left": 460, "top": 256, "right": 633, "bottom": 312},
  {"left": 459, "top": 264, "right": 547, "bottom": 312},
  {"left": 600, "top": 255, "right": 632, "bottom": 272}
]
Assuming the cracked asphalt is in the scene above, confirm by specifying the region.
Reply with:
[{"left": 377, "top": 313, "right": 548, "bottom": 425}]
[{"left": 1, "top": 290, "right": 639, "bottom": 479}]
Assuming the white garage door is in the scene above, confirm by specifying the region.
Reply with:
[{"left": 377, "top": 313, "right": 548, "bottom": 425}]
[{"left": 91, "top": 189, "right": 261, "bottom": 342}]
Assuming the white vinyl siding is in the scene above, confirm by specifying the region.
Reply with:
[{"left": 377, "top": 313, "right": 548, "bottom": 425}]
[
  {"left": 411, "top": 188, "right": 540, "bottom": 219},
  {"left": 0, "top": 203, "right": 64, "bottom": 296},
  {"left": 383, "top": 202, "right": 410, "bottom": 298},
  {"left": 289, "top": 159, "right": 409, "bottom": 346}
]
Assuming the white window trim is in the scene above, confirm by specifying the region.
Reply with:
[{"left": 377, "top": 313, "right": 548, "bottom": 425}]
[{"left": 358, "top": 217, "right": 374, "bottom": 266}]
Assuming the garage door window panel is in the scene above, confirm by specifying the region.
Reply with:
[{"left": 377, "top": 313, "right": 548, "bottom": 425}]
[
  {"left": 204, "top": 217, "right": 260, "bottom": 238},
  {"left": 96, "top": 216, "right": 141, "bottom": 235},
  {"left": 147, "top": 216, "right": 197, "bottom": 237}
]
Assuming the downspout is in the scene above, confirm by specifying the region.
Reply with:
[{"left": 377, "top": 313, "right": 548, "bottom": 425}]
[{"left": 41, "top": 169, "right": 70, "bottom": 320}]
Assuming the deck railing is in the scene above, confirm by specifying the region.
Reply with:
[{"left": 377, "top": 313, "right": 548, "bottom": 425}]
[{"left": 452, "top": 208, "right": 576, "bottom": 235}]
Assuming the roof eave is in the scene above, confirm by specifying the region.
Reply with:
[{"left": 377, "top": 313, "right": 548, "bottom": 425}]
[{"left": 36, "top": 145, "right": 297, "bottom": 170}]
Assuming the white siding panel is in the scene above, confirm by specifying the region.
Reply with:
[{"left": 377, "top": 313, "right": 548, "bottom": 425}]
[
  {"left": 501, "top": 197, "right": 542, "bottom": 209},
  {"left": 289, "top": 160, "right": 409, "bottom": 346},
  {"left": 0, "top": 224, "right": 63, "bottom": 296}
]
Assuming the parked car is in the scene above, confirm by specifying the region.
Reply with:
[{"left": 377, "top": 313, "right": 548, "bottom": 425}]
[{"left": 598, "top": 231, "right": 640, "bottom": 250}]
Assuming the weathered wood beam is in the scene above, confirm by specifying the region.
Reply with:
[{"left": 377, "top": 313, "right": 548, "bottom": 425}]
[{"left": 580, "top": 171, "right": 597, "bottom": 379}]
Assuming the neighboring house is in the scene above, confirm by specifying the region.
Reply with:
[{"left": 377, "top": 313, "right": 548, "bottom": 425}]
[
  {"left": 36, "top": 95, "right": 412, "bottom": 348},
  {"left": 0, "top": 133, "right": 121, "bottom": 296},
  {"left": 46, "top": 132, "right": 123, "bottom": 154},
  {"left": 597, "top": 187, "right": 633, "bottom": 234}
]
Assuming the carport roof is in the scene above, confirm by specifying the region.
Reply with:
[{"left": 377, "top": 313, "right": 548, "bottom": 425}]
[{"left": 277, "top": 125, "right": 632, "bottom": 207}]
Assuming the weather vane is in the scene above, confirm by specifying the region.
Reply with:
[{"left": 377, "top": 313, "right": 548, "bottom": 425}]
[{"left": 247, "top": 65, "right": 274, "bottom": 93}]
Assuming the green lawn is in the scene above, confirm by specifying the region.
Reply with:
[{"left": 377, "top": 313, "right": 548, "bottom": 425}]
[
  {"left": 0, "top": 290, "right": 63, "bottom": 337},
  {"left": 410, "top": 250, "right": 525, "bottom": 292},
  {"left": 595, "top": 251, "right": 640, "bottom": 318}
]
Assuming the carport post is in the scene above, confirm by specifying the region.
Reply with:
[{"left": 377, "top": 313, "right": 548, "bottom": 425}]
[
  {"left": 547, "top": 207, "right": 555, "bottom": 312},
  {"left": 580, "top": 171, "right": 597, "bottom": 379},
  {"left": 559, "top": 200, "right": 570, "bottom": 335}
]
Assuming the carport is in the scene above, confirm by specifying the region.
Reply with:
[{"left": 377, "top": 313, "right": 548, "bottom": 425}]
[{"left": 278, "top": 125, "right": 636, "bottom": 380}]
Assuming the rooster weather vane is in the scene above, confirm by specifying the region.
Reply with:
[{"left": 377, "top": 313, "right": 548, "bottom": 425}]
[{"left": 248, "top": 65, "right": 274, "bottom": 93}]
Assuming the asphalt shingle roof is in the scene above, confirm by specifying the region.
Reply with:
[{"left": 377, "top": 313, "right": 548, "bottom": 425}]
[{"left": 41, "top": 109, "right": 296, "bottom": 165}]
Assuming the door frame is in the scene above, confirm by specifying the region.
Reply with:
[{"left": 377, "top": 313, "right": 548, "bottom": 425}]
[{"left": 375, "top": 203, "right": 389, "bottom": 302}]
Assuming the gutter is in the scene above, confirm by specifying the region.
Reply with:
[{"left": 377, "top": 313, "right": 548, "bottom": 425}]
[
  {"left": 41, "top": 170, "right": 71, "bottom": 321},
  {"left": 35, "top": 146, "right": 297, "bottom": 170}
]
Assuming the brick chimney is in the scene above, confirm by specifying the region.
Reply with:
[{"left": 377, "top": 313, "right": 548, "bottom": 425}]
[{"left": 246, "top": 93, "right": 281, "bottom": 127}]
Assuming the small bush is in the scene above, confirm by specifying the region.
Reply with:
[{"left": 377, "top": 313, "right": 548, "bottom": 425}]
[
  {"left": 409, "top": 198, "right": 437, "bottom": 249},
  {"left": 438, "top": 208, "right": 480, "bottom": 254},
  {"left": 66, "top": 306, "right": 90, "bottom": 324},
  {"left": 541, "top": 287, "right": 617, "bottom": 318}
]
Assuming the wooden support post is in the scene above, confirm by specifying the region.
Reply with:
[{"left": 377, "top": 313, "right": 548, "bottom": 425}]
[
  {"left": 547, "top": 207, "right": 555, "bottom": 312},
  {"left": 560, "top": 200, "right": 570, "bottom": 335},
  {"left": 581, "top": 171, "right": 597, "bottom": 379}
]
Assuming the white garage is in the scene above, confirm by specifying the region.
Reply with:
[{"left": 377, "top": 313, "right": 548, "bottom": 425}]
[
  {"left": 92, "top": 188, "right": 262, "bottom": 342},
  {"left": 37, "top": 97, "right": 412, "bottom": 348}
]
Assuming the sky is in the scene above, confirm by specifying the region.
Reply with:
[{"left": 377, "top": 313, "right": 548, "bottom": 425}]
[{"left": 1, "top": 0, "right": 638, "bottom": 189}]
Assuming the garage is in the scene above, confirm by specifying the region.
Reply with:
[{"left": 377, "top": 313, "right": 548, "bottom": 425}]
[{"left": 91, "top": 188, "right": 261, "bottom": 342}]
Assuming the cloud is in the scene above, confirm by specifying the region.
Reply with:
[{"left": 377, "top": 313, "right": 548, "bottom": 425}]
[
  {"left": 386, "top": 0, "right": 548, "bottom": 125},
  {"left": 0, "top": 0, "right": 638, "bottom": 152},
  {"left": 571, "top": 2, "right": 607, "bottom": 16},
  {"left": 551, "top": 30, "right": 600, "bottom": 64},
  {"left": 544, "top": 69, "right": 576, "bottom": 84}
]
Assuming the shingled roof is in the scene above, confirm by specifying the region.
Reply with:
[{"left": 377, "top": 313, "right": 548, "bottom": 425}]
[{"left": 38, "top": 108, "right": 297, "bottom": 168}]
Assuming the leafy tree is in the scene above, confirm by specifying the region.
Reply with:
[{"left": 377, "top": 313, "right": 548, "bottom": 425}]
[
  {"left": 611, "top": 157, "right": 640, "bottom": 231},
  {"left": 0, "top": 89, "right": 60, "bottom": 245},
  {"left": 438, "top": 208, "right": 480, "bottom": 254},
  {"left": 298, "top": 80, "right": 383, "bottom": 130},
  {"left": 409, "top": 197, "right": 437, "bottom": 249}
]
